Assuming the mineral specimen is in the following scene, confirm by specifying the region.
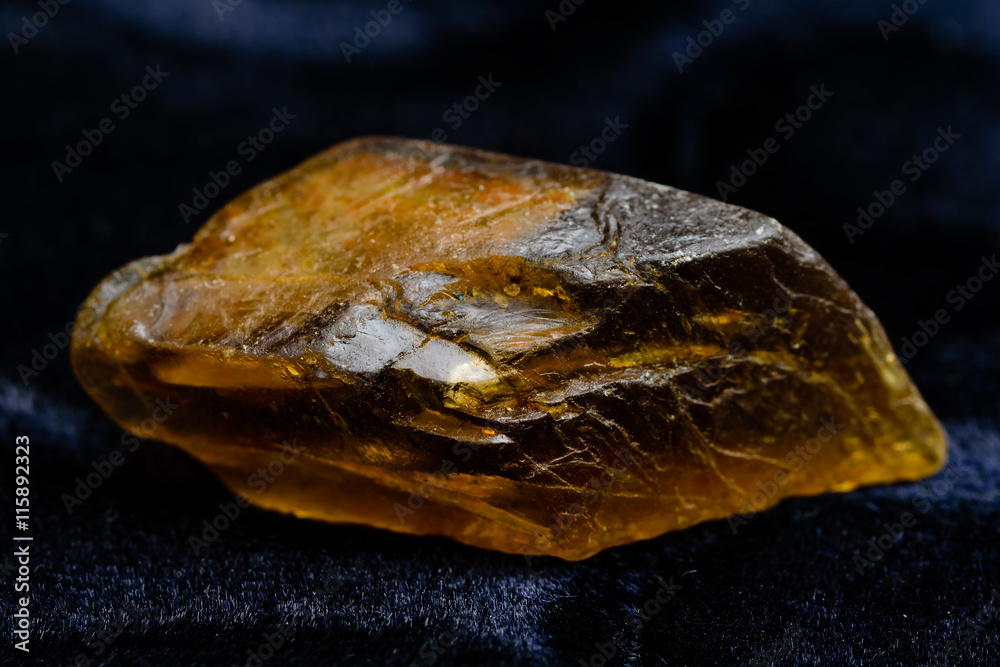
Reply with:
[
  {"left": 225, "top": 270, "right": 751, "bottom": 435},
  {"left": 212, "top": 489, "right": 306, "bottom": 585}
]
[{"left": 71, "top": 137, "right": 947, "bottom": 560}]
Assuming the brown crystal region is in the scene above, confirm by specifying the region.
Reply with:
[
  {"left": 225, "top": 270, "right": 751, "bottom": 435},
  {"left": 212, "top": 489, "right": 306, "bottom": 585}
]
[{"left": 71, "top": 136, "right": 947, "bottom": 560}]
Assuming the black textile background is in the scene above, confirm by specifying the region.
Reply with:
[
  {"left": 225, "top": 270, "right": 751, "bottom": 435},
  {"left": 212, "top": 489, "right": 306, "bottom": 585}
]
[{"left": 1, "top": 1, "right": 999, "bottom": 665}]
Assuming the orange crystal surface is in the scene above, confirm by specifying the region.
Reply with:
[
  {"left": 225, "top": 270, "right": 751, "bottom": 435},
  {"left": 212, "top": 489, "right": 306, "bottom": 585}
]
[{"left": 71, "top": 137, "right": 947, "bottom": 560}]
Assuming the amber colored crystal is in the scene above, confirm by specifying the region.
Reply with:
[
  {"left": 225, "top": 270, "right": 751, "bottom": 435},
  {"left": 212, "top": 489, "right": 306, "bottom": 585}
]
[{"left": 71, "top": 137, "right": 947, "bottom": 560}]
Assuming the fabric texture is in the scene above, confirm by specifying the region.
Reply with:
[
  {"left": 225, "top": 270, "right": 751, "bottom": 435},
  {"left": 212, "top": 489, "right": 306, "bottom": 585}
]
[{"left": 1, "top": 1, "right": 998, "bottom": 664}]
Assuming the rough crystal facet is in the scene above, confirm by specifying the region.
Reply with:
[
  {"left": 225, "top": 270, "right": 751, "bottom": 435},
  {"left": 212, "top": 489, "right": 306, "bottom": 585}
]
[{"left": 71, "top": 137, "right": 947, "bottom": 560}]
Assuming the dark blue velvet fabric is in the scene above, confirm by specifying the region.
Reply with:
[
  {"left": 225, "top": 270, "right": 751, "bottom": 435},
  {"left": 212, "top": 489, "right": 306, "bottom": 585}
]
[{"left": 1, "top": 1, "right": 998, "bottom": 664}]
